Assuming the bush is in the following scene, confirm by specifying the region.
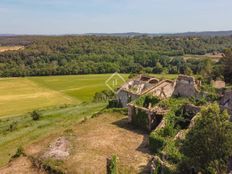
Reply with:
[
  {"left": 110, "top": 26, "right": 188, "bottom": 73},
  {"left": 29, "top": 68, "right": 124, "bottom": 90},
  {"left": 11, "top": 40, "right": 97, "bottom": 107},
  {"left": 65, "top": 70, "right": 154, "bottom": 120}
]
[
  {"left": 11, "top": 146, "right": 25, "bottom": 159},
  {"left": 109, "top": 155, "right": 118, "bottom": 174},
  {"left": 134, "top": 95, "right": 160, "bottom": 108},
  {"left": 31, "top": 110, "right": 41, "bottom": 121},
  {"left": 108, "top": 99, "right": 123, "bottom": 108},
  {"left": 93, "top": 90, "right": 115, "bottom": 102},
  {"left": 8, "top": 121, "right": 17, "bottom": 132},
  {"left": 149, "top": 132, "right": 166, "bottom": 153}
]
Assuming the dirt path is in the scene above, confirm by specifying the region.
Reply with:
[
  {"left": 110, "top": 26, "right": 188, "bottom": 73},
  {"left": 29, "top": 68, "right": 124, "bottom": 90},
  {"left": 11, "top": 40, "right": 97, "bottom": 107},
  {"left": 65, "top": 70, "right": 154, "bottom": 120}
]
[{"left": 65, "top": 113, "right": 151, "bottom": 174}]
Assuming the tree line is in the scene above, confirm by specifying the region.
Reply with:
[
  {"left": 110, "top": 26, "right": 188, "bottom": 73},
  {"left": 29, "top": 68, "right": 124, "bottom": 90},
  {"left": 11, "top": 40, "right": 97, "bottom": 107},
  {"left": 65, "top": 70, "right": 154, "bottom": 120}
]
[{"left": 0, "top": 35, "right": 232, "bottom": 81}]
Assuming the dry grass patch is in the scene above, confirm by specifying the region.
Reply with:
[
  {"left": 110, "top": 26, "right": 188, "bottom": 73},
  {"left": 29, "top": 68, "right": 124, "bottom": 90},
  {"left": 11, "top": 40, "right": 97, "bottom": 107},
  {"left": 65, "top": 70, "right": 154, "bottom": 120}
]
[
  {"left": 66, "top": 113, "right": 151, "bottom": 173},
  {"left": 0, "top": 156, "right": 45, "bottom": 174},
  {"left": 0, "top": 46, "right": 24, "bottom": 53}
]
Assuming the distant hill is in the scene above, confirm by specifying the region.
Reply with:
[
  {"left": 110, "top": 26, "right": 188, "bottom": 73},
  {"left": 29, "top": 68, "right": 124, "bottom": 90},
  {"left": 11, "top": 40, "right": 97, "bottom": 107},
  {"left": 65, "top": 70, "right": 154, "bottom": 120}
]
[
  {"left": 1, "top": 31, "right": 232, "bottom": 37},
  {"left": 0, "top": 34, "right": 17, "bottom": 37},
  {"left": 86, "top": 30, "right": 232, "bottom": 37}
]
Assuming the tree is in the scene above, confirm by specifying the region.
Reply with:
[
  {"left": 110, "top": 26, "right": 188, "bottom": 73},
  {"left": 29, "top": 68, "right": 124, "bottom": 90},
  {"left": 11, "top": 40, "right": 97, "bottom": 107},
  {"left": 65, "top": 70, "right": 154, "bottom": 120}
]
[
  {"left": 180, "top": 103, "right": 232, "bottom": 174},
  {"left": 153, "top": 62, "right": 163, "bottom": 74},
  {"left": 222, "top": 49, "right": 232, "bottom": 83}
]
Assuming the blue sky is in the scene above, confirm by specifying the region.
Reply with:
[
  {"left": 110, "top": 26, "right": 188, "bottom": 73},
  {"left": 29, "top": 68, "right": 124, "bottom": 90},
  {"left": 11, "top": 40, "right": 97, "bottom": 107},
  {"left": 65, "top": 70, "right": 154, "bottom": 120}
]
[{"left": 0, "top": 0, "right": 232, "bottom": 34}]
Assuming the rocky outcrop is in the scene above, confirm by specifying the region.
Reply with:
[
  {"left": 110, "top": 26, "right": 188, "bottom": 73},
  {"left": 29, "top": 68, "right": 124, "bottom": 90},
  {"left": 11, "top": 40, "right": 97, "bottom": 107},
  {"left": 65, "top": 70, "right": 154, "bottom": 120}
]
[{"left": 42, "top": 137, "right": 70, "bottom": 160}]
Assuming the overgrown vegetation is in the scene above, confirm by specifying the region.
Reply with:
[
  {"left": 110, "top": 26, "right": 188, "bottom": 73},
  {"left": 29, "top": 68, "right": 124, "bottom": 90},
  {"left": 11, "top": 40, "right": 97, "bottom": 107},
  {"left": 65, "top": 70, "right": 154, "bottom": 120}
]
[
  {"left": 108, "top": 155, "right": 119, "bottom": 174},
  {"left": 133, "top": 95, "right": 160, "bottom": 108},
  {"left": 31, "top": 110, "right": 41, "bottom": 121},
  {"left": 148, "top": 96, "right": 232, "bottom": 174},
  {"left": 10, "top": 146, "right": 25, "bottom": 159},
  {"left": 179, "top": 103, "right": 232, "bottom": 174}
]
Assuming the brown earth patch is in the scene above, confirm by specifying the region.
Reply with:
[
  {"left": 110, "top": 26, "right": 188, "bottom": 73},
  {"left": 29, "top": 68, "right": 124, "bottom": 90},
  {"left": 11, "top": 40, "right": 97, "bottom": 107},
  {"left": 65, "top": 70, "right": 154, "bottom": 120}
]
[
  {"left": 0, "top": 46, "right": 24, "bottom": 53},
  {"left": 0, "top": 113, "right": 151, "bottom": 174},
  {"left": 0, "top": 156, "right": 45, "bottom": 174},
  {"left": 65, "top": 113, "right": 151, "bottom": 174}
]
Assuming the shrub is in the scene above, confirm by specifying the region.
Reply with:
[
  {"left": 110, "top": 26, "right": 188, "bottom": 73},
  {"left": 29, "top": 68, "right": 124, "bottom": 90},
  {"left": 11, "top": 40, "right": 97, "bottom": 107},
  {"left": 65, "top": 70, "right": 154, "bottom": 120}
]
[
  {"left": 109, "top": 155, "right": 118, "bottom": 174},
  {"left": 31, "top": 110, "right": 41, "bottom": 121},
  {"left": 93, "top": 90, "right": 115, "bottom": 102},
  {"left": 134, "top": 95, "right": 160, "bottom": 108},
  {"left": 108, "top": 99, "right": 123, "bottom": 108},
  {"left": 43, "top": 159, "right": 64, "bottom": 174},
  {"left": 149, "top": 132, "right": 166, "bottom": 153},
  {"left": 8, "top": 121, "right": 17, "bottom": 132},
  {"left": 11, "top": 146, "right": 25, "bottom": 159}
]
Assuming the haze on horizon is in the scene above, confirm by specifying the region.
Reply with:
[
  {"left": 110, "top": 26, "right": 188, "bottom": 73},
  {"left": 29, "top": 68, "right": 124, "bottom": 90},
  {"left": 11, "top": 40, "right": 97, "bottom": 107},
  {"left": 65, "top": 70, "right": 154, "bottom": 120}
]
[{"left": 0, "top": 0, "right": 232, "bottom": 35}]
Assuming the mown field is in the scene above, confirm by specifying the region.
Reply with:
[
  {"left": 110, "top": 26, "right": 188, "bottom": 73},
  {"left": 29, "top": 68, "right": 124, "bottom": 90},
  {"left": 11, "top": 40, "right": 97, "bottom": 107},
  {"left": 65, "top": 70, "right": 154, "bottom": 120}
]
[{"left": 0, "top": 74, "right": 128, "bottom": 117}]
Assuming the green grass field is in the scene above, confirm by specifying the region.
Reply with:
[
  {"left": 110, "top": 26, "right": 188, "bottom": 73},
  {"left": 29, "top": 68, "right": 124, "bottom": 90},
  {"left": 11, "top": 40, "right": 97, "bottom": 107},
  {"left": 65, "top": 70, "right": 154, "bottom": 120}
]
[
  {"left": 0, "top": 74, "right": 177, "bottom": 118},
  {"left": 0, "top": 74, "right": 128, "bottom": 117}
]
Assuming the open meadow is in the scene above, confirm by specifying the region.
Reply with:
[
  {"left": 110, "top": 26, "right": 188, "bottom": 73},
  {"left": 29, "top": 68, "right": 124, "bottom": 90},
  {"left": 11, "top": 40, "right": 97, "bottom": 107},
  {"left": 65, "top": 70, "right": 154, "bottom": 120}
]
[{"left": 0, "top": 74, "right": 128, "bottom": 118}]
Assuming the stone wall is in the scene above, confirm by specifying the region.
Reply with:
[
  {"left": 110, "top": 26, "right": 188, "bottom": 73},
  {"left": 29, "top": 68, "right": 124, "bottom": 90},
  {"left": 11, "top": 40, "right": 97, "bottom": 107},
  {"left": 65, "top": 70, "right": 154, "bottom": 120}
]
[
  {"left": 128, "top": 104, "right": 167, "bottom": 132},
  {"left": 147, "top": 80, "right": 175, "bottom": 99},
  {"left": 173, "top": 75, "right": 199, "bottom": 97},
  {"left": 117, "top": 90, "right": 139, "bottom": 108}
]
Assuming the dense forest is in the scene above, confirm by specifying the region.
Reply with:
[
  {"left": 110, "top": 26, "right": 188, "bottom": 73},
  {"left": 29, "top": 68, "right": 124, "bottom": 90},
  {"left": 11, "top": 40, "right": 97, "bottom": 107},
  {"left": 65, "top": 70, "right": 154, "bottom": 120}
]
[{"left": 0, "top": 35, "right": 232, "bottom": 80}]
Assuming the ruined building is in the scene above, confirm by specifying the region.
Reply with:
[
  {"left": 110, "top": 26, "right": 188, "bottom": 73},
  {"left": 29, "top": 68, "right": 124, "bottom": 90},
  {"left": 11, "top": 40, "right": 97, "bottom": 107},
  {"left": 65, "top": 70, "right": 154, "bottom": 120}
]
[
  {"left": 128, "top": 103, "right": 168, "bottom": 131},
  {"left": 172, "top": 75, "right": 200, "bottom": 97},
  {"left": 220, "top": 90, "right": 232, "bottom": 118},
  {"left": 116, "top": 74, "right": 201, "bottom": 131},
  {"left": 117, "top": 75, "right": 160, "bottom": 107},
  {"left": 117, "top": 74, "right": 200, "bottom": 108}
]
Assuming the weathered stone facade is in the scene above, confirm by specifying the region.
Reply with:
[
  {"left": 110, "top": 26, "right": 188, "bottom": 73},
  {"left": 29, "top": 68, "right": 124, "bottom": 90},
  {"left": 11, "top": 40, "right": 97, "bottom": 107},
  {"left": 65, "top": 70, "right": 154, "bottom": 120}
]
[
  {"left": 117, "top": 74, "right": 200, "bottom": 108},
  {"left": 220, "top": 90, "right": 232, "bottom": 119},
  {"left": 146, "top": 80, "right": 175, "bottom": 99},
  {"left": 117, "top": 75, "right": 160, "bottom": 107},
  {"left": 117, "top": 90, "right": 139, "bottom": 108},
  {"left": 173, "top": 75, "right": 199, "bottom": 97}
]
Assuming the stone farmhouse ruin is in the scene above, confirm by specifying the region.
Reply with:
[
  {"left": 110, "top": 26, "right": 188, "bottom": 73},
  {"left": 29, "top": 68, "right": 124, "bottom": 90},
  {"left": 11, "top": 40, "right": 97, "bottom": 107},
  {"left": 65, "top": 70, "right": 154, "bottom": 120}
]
[
  {"left": 117, "top": 74, "right": 198, "bottom": 108},
  {"left": 117, "top": 74, "right": 200, "bottom": 108},
  {"left": 116, "top": 74, "right": 201, "bottom": 131},
  {"left": 117, "top": 74, "right": 231, "bottom": 131},
  {"left": 115, "top": 74, "right": 231, "bottom": 173}
]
